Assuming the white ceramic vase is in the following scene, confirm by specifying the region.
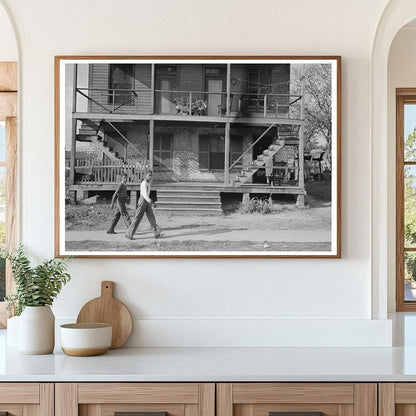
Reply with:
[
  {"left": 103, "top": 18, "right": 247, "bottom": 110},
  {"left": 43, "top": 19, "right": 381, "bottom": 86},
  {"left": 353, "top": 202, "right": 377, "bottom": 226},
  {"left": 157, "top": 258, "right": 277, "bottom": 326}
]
[{"left": 19, "top": 306, "right": 55, "bottom": 354}]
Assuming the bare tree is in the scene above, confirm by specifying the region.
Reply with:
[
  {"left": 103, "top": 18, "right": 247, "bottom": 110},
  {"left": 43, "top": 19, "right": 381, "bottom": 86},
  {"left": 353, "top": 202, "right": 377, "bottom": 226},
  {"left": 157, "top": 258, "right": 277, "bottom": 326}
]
[{"left": 291, "top": 64, "right": 332, "bottom": 152}]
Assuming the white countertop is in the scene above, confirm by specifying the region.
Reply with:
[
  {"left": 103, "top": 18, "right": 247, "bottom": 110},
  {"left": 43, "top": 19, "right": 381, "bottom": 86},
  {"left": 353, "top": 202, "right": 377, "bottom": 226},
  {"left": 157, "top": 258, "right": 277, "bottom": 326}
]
[
  {"left": 3, "top": 313, "right": 416, "bottom": 382},
  {"left": 3, "top": 345, "right": 416, "bottom": 382}
]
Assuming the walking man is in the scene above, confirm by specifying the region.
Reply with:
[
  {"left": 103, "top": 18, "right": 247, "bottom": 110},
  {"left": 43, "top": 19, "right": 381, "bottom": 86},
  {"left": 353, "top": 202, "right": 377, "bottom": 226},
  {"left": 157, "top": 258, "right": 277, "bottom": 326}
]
[
  {"left": 107, "top": 173, "right": 131, "bottom": 234},
  {"left": 125, "top": 170, "right": 162, "bottom": 240}
]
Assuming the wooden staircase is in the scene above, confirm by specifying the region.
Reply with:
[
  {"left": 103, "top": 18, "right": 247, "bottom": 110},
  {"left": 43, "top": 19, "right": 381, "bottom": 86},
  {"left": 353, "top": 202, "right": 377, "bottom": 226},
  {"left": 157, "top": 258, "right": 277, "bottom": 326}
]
[
  {"left": 155, "top": 185, "right": 223, "bottom": 216},
  {"left": 77, "top": 122, "right": 124, "bottom": 163},
  {"left": 233, "top": 129, "right": 299, "bottom": 186}
]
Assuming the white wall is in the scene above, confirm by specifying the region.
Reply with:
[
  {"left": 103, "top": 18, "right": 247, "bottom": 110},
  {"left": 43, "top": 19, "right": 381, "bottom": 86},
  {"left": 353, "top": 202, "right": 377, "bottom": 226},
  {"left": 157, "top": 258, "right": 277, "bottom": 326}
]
[
  {"left": 0, "top": 2, "right": 16, "bottom": 61},
  {"left": 387, "top": 26, "right": 416, "bottom": 312},
  {"left": 0, "top": 0, "right": 394, "bottom": 347}
]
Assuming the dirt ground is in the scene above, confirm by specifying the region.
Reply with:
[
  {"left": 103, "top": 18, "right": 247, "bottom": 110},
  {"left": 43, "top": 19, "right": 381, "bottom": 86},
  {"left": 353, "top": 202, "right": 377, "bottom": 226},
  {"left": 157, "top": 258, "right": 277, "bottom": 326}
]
[{"left": 64, "top": 184, "right": 333, "bottom": 253}]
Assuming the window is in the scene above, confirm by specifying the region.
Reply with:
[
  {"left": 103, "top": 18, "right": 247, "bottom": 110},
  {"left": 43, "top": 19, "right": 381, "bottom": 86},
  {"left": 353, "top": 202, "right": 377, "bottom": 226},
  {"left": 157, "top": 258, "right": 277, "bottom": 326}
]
[
  {"left": 0, "top": 122, "right": 5, "bottom": 300},
  {"left": 230, "top": 136, "right": 243, "bottom": 166},
  {"left": 153, "top": 133, "right": 173, "bottom": 169},
  {"left": 248, "top": 67, "right": 271, "bottom": 110},
  {"left": 199, "top": 135, "right": 243, "bottom": 170},
  {"left": 109, "top": 64, "right": 134, "bottom": 106},
  {"left": 397, "top": 89, "right": 416, "bottom": 311},
  {"left": 0, "top": 62, "right": 17, "bottom": 326}
]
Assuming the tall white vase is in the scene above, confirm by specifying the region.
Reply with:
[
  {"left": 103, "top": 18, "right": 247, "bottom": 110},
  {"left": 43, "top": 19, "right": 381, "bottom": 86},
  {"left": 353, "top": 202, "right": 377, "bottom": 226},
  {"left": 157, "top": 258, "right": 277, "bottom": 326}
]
[{"left": 19, "top": 306, "right": 55, "bottom": 354}]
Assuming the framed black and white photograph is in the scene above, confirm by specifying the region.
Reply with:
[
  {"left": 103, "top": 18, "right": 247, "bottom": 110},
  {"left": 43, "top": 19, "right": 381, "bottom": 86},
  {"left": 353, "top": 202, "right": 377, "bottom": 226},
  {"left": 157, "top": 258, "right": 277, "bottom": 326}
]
[{"left": 55, "top": 56, "right": 341, "bottom": 258}]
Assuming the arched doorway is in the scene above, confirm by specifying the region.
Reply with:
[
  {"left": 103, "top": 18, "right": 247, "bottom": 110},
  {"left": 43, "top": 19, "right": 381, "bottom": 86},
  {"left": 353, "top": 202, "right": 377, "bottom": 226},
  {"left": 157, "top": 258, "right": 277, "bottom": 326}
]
[{"left": 371, "top": 1, "right": 416, "bottom": 319}]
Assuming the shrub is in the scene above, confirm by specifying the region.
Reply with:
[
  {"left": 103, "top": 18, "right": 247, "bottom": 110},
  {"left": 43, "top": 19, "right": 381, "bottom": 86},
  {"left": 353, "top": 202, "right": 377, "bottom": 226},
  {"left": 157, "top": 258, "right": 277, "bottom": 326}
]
[{"left": 238, "top": 196, "right": 275, "bottom": 215}]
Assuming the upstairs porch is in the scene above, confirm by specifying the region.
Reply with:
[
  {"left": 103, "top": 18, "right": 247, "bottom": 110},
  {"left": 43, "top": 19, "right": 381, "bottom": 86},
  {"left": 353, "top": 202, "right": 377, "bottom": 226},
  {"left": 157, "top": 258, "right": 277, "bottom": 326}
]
[{"left": 70, "top": 61, "right": 304, "bottom": 124}]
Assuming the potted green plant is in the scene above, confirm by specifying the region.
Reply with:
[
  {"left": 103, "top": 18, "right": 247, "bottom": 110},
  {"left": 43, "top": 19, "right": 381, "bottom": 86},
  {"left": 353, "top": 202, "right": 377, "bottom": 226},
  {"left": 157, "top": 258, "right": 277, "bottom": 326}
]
[{"left": 4, "top": 246, "right": 71, "bottom": 354}]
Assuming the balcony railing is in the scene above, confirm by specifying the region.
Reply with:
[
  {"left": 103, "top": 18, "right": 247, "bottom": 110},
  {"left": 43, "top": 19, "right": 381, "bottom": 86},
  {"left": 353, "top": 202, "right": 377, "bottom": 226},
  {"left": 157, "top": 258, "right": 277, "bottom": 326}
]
[{"left": 75, "top": 88, "right": 302, "bottom": 119}]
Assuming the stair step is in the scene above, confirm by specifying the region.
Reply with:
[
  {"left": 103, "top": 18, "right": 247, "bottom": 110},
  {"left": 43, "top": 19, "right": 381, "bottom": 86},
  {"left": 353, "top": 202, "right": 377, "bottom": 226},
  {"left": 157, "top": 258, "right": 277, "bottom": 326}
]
[
  {"left": 155, "top": 207, "right": 223, "bottom": 216},
  {"left": 76, "top": 135, "right": 93, "bottom": 142},
  {"left": 157, "top": 194, "right": 221, "bottom": 204},
  {"left": 156, "top": 189, "right": 220, "bottom": 195},
  {"left": 158, "top": 196, "right": 220, "bottom": 203},
  {"left": 78, "top": 129, "right": 97, "bottom": 136},
  {"left": 156, "top": 202, "right": 222, "bottom": 209}
]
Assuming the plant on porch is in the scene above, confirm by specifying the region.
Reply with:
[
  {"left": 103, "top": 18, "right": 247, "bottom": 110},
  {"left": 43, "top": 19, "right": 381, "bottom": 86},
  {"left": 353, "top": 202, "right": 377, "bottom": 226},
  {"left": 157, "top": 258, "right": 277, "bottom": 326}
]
[{"left": 175, "top": 96, "right": 207, "bottom": 116}]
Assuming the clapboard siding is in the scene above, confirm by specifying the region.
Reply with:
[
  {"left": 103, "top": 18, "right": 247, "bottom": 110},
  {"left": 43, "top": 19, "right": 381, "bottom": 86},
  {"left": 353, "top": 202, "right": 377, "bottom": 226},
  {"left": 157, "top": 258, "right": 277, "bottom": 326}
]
[
  {"left": 89, "top": 64, "right": 152, "bottom": 115},
  {"left": 179, "top": 64, "right": 204, "bottom": 98},
  {"left": 134, "top": 64, "right": 152, "bottom": 114},
  {"left": 90, "top": 64, "right": 109, "bottom": 113}
]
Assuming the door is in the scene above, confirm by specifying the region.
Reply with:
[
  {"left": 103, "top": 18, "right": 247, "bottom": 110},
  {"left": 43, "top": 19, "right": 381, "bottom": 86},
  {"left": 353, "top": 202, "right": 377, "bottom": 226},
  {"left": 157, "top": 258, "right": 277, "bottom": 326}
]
[
  {"left": 156, "top": 77, "right": 176, "bottom": 114},
  {"left": 160, "top": 79, "right": 174, "bottom": 114},
  {"left": 207, "top": 79, "right": 223, "bottom": 116}
]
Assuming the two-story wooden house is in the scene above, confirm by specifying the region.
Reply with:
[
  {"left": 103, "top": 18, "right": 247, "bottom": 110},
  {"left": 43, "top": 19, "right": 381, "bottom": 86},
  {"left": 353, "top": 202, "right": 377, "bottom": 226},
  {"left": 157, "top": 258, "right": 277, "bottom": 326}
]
[{"left": 66, "top": 60, "right": 306, "bottom": 214}]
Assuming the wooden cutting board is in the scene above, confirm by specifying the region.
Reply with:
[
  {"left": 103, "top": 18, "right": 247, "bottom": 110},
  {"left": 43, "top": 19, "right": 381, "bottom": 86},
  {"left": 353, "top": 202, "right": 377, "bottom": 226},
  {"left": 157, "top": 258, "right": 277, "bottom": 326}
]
[{"left": 76, "top": 281, "right": 133, "bottom": 349}]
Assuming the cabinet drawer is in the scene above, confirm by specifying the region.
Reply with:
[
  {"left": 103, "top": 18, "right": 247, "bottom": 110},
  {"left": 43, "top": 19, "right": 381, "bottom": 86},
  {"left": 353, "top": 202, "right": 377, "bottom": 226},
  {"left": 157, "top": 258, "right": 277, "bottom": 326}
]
[
  {"left": 217, "top": 383, "right": 376, "bottom": 416},
  {"left": 0, "top": 383, "right": 53, "bottom": 415},
  {"left": 56, "top": 383, "right": 215, "bottom": 416}
]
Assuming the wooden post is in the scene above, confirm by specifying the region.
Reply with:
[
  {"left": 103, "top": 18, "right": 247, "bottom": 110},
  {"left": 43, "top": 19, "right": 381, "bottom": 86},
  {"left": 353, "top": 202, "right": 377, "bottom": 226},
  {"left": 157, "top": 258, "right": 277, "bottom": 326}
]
[
  {"left": 297, "top": 64, "right": 306, "bottom": 207},
  {"left": 5, "top": 117, "right": 17, "bottom": 301},
  {"left": 226, "top": 63, "right": 231, "bottom": 116},
  {"left": 149, "top": 119, "right": 154, "bottom": 172},
  {"left": 0, "top": 63, "right": 17, "bottom": 326},
  {"left": 151, "top": 63, "right": 155, "bottom": 114},
  {"left": 69, "top": 64, "right": 77, "bottom": 186},
  {"left": 224, "top": 122, "right": 230, "bottom": 186}
]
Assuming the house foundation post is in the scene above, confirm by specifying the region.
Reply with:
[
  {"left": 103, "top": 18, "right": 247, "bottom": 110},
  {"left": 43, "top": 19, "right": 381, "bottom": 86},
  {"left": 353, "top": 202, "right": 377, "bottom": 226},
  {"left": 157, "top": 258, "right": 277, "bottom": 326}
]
[
  {"left": 224, "top": 122, "right": 230, "bottom": 186},
  {"left": 76, "top": 189, "right": 89, "bottom": 202},
  {"left": 296, "top": 194, "right": 305, "bottom": 208},
  {"left": 69, "top": 64, "right": 78, "bottom": 186},
  {"left": 149, "top": 119, "right": 154, "bottom": 172},
  {"left": 297, "top": 64, "right": 306, "bottom": 208},
  {"left": 242, "top": 193, "right": 250, "bottom": 205}
]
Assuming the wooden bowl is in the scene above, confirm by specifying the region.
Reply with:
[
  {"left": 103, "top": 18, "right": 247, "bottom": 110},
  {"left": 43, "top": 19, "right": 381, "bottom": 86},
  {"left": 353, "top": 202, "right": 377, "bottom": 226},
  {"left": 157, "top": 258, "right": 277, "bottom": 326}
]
[{"left": 60, "top": 323, "right": 112, "bottom": 356}]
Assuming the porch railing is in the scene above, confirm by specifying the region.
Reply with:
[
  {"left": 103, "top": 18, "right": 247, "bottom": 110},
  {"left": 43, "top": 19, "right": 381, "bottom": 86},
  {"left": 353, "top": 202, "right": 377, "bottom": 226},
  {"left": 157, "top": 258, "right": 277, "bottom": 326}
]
[
  {"left": 75, "top": 88, "right": 302, "bottom": 119},
  {"left": 75, "top": 163, "right": 148, "bottom": 184}
]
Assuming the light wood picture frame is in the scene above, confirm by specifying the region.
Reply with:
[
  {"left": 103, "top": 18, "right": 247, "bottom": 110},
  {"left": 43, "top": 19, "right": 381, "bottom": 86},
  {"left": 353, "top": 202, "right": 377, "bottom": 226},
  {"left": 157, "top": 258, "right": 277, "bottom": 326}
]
[{"left": 55, "top": 56, "right": 341, "bottom": 258}]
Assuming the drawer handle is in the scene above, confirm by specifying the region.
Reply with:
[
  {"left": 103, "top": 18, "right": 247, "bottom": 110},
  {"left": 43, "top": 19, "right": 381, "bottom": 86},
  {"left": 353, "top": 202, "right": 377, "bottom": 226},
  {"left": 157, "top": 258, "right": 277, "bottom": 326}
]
[
  {"left": 115, "top": 412, "right": 168, "bottom": 416},
  {"left": 270, "top": 413, "right": 323, "bottom": 416}
]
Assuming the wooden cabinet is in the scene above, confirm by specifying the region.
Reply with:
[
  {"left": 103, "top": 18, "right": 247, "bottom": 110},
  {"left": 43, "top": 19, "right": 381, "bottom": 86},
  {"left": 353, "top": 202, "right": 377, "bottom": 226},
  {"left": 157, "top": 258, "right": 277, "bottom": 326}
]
[
  {"left": 379, "top": 383, "right": 416, "bottom": 416},
  {"left": 3, "top": 380, "right": 412, "bottom": 416},
  {"left": 217, "top": 383, "right": 377, "bottom": 416},
  {"left": 55, "top": 383, "right": 215, "bottom": 416},
  {"left": 0, "top": 383, "right": 53, "bottom": 416}
]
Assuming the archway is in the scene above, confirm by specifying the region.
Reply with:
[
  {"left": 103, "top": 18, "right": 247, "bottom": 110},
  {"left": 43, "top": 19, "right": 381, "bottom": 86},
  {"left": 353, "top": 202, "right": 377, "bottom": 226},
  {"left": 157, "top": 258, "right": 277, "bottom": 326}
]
[{"left": 371, "top": 1, "right": 416, "bottom": 320}]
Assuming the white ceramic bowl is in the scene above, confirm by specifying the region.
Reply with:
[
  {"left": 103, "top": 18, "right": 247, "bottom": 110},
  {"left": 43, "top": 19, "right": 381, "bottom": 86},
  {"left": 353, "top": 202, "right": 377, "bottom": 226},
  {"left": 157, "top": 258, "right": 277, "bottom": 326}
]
[{"left": 60, "top": 323, "right": 112, "bottom": 356}]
